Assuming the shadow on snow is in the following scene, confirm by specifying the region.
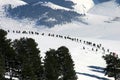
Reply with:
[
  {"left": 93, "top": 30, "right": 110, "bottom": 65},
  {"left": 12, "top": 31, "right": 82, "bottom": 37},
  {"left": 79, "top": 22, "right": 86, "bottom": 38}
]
[
  {"left": 76, "top": 66, "right": 109, "bottom": 80},
  {"left": 88, "top": 66, "right": 105, "bottom": 74}
]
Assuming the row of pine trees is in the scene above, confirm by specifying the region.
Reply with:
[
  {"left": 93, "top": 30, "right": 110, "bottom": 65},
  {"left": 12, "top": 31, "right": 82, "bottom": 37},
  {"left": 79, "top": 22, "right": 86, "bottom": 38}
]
[{"left": 0, "top": 29, "right": 77, "bottom": 80}]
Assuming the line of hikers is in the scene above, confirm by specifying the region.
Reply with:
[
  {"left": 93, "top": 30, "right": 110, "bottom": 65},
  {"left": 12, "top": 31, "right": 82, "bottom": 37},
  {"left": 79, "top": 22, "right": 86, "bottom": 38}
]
[{"left": 7, "top": 29, "right": 110, "bottom": 53}]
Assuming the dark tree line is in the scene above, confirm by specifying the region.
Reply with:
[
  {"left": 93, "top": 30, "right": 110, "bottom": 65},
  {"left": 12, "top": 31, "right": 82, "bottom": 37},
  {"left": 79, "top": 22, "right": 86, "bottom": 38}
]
[{"left": 0, "top": 29, "right": 77, "bottom": 80}]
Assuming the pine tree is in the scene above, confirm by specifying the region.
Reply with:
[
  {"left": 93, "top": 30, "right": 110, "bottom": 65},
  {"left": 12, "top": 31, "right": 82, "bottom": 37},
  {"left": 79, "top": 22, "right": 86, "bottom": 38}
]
[
  {"left": 57, "top": 46, "right": 77, "bottom": 80},
  {"left": 44, "top": 49, "right": 60, "bottom": 80},
  {"left": 26, "top": 38, "right": 43, "bottom": 80},
  {"left": 0, "top": 29, "right": 15, "bottom": 79},
  {"left": 0, "top": 29, "right": 7, "bottom": 79},
  {"left": 103, "top": 53, "right": 120, "bottom": 80},
  {"left": 13, "top": 38, "right": 43, "bottom": 80},
  {"left": 0, "top": 53, "right": 5, "bottom": 80}
]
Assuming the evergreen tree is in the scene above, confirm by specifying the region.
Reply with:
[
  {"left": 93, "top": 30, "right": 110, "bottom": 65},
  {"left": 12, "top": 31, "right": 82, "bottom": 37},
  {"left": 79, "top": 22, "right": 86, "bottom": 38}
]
[
  {"left": 13, "top": 38, "right": 43, "bottom": 80},
  {"left": 0, "top": 29, "right": 7, "bottom": 79},
  {"left": 44, "top": 49, "right": 60, "bottom": 80},
  {"left": 57, "top": 46, "right": 77, "bottom": 80},
  {"left": 0, "top": 29, "right": 15, "bottom": 79},
  {"left": 103, "top": 53, "right": 120, "bottom": 80},
  {"left": 0, "top": 53, "right": 5, "bottom": 80}
]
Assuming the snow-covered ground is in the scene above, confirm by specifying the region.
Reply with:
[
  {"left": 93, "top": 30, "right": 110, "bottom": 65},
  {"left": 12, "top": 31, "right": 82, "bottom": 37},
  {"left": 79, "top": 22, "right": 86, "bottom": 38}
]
[
  {"left": 34, "top": 0, "right": 94, "bottom": 14},
  {"left": 71, "top": 0, "right": 94, "bottom": 13},
  {"left": 89, "top": 0, "right": 120, "bottom": 17},
  {"left": 45, "top": 0, "right": 120, "bottom": 41},
  {"left": 0, "top": 0, "right": 120, "bottom": 41},
  {"left": 43, "top": 13, "right": 120, "bottom": 40},
  {"left": 0, "top": 0, "right": 120, "bottom": 80},
  {"left": 0, "top": 0, "right": 27, "bottom": 8},
  {"left": 6, "top": 31, "right": 120, "bottom": 80},
  {"left": 40, "top": 2, "right": 71, "bottom": 11}
]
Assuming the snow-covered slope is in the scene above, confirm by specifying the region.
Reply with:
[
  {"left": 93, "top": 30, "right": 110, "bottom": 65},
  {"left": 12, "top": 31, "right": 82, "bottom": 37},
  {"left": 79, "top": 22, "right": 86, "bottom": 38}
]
[
  {"left": 40, "top": 2, "right": 70, "bottom": 11},
  {"left": 71, "top": 0, "right": 95, "bottom": 13},
  {"left": 6, "top": 30, "right": 120, "bottom": 80},
  {"left": 40, "top": 0, "right": 120, "bottom": 40},
  {"left": 0, "top": 0, "right": 120, "bottom": 40},
  {"left": 89, "top": 0, "right": 120, "bottom": 17},
  {"left": 0, "top": 0, "right": 27, "bottom": 8},
  {"left": 1, "top": 0, "right": 120, "bottom": 27},
  {"left": 0, "top": 0, "right": 27, "bottom": 18},
  {"left": 43, "top": 13, "right": 120, "bottom": 40},
  {"left": 1, "top": 0, "right": 120, "bottom": 80}
]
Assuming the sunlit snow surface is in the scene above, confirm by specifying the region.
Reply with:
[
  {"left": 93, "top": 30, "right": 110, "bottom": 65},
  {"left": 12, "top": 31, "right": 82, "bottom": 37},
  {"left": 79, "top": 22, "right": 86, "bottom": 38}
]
[
  {"left": 89, "top": 0, "right": 120, "bottom": 17},
  {"left": 0, "top": 0, "right": 27, "bottom": 8},
  {"left": 0, "top": 0, "right": 120, "bottom": 80},
  {"left": 45, "top": 0, "right": 120, "bottom": 40},
  {"left": 1, "top": 0, "right": 120, "bottom": 40},
  {"left": 6, "top": 32, "right": 120, "bottom": 80}
]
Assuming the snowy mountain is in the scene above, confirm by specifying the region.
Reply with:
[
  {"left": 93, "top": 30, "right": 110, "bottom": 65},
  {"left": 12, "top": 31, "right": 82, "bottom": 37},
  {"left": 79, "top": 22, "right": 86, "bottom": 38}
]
[
  {"left": 0, "top": 0, "right": 27, "bottom": 8},
  {"left": 2, "top": 0, "right": 80, "bottom": 27},
  {"left": 89, "top": 0, "right": 120, "bottom": 17},
  {"left": 1, "top": 0, "right": 120, "bottom": 80},
  {"left": 0, "top": 0, "right": 120, "bottom": 40},
  {"left": 1, "top": 0, "right": 119, "bottom": 27}
]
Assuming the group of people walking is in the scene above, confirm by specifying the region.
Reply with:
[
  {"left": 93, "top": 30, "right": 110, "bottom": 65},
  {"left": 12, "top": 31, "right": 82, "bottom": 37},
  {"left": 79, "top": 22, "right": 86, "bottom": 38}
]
[{"left": 7, "top": 29, "right": 111, "bottom": 53}]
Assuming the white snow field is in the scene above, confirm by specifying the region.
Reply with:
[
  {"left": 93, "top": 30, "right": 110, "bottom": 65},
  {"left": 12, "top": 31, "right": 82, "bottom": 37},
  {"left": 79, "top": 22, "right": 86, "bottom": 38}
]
[
  {"left": 89, "top": 0, "right": 120, "bottom": 17},
  {"left": 0, "top": 0, "right": 120, "bottom": 41},
  {"left": 71, "top": 0, "right": 94, "bottom": 13},
  {"left": 5, "top": 30, "right": 120, "bottom": 80},
  {"left": 45, "top": 0, "right": 120, "bottom": 41},
  {"left": 0, "top": 0, "right": 120, "bottom": 80}
]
